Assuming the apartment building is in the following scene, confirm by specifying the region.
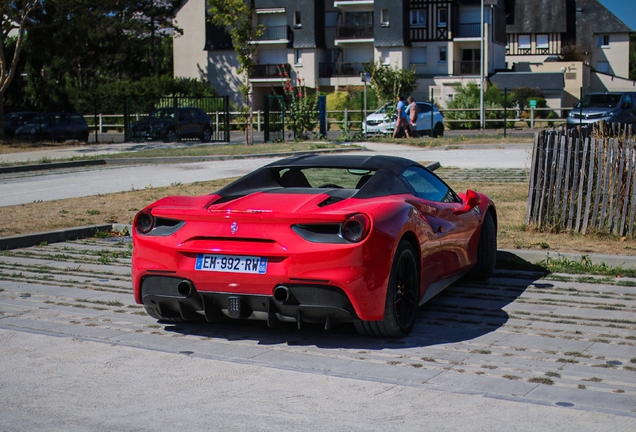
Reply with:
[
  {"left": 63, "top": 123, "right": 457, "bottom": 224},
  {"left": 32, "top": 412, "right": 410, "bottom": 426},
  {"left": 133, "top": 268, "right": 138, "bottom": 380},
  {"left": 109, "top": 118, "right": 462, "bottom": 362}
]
[{"left": 173, "top": 0, "right": 631, "bottom": 109}]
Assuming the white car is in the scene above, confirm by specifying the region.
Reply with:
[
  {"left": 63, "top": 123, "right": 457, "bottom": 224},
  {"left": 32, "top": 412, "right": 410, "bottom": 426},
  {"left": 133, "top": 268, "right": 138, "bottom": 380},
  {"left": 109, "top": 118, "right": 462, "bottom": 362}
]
[{"left": 363, "top": 102, "right": 445, "bottom": 137}]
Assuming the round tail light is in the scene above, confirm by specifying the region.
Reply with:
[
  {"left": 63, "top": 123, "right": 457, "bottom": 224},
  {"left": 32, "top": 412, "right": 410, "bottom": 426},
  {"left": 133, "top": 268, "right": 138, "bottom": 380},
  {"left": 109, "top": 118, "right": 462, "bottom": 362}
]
[
  {"left": 341, "top": 213, "right": 370, "bottom": 243},
  {"left": 135, "top": 211, "right": 154, "bottom": 234}
]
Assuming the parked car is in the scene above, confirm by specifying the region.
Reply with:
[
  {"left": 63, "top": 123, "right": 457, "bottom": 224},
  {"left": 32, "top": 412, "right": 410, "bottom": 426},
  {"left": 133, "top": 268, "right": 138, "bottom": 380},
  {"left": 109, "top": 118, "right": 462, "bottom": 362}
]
[
  {"left": 130, "top": 107, "right": 214, "bottom": 142},
  {"left": 3, "top": 111, "right": 39, "bottom": 138},
  {"left": 132, "top": 154, "right": 497, "bottom": 337},
  {"left": 14, "top": 112, "right": 89, "bottom": 142},
  {"left": 363, "top": 102, "right": 445, "bottom": 137},
  {"left": 567, "top": 92, "right": 636, "bottom": 127}
]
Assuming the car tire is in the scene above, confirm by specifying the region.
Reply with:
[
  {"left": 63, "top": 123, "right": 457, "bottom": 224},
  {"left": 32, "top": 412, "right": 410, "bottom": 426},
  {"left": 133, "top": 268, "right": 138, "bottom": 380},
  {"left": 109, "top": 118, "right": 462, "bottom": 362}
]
[
  {"left": 163, "top": 129, "right": 177, "bottom": 142},
  {"left": 465, "top": 211, "right": 497, "bottom": 281},
  {"left": 432, "top": 122, "right": 444, "bottom": 138},
  {"left": 355, "top": 240, "right": 419, "bottom": 338},
  {"left": 201, "top": 127, "right": 212, "bottom": 143},
  {"left": 79, "top": 131, "right": 89, "bottom": 143}
]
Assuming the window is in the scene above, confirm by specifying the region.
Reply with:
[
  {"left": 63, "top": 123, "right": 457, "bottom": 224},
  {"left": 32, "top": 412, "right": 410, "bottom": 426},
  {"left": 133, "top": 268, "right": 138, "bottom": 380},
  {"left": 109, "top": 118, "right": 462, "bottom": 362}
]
[
  {"left": 293, "top": 10, "right": 301, "bottom": 28},
  {"left": 518, "top": 35, "right": 531, "bottom": 49},
  {"left": 437, "top": 8, "right": 447, "bottom": 27},
  {"left": 598, "top": 35, "right": 610, "bottom": 47},
  {"left": 402, "top": 166, "right": 459, "bottom": 203},
  {"left": 411, "top": 47, "right": 427, "bottom": 64},
  {"left": 438, "top": 47, "right": 447, "bottom": 64},
  {"left": 536, "top": 34, "right": 549, "bottom": 49},
  {"left": 295, "top": 49, "right": 302, "bottom": 66},
  {"left": 410, "top": 10, "right": 426, "bottom": 27},
  {"left": 597, "top": 61, "right": 609, "bottom": 73},
  {"left": 344, "top": 12, "right": 373, "bottom": 26},
  {"left": 381, "top": 8, "right": 389, "bottom": 27},
  {"left": 325, "top": 12, "right": 338, "bottom": 29},
  {"left": 380, "top": 49, "right": 390, "bottom": 65}
]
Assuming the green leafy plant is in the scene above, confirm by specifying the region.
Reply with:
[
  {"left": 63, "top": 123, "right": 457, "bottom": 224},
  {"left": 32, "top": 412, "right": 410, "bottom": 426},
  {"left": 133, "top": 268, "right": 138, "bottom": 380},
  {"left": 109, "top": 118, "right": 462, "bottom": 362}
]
[{"left": 280, "top": 73, "right": 317, "bottom": 140}]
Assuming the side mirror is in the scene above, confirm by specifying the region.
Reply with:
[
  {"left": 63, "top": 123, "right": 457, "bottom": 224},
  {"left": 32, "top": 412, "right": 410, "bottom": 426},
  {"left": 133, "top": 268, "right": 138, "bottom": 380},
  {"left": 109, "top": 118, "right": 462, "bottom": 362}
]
[{"left": 455, "top": 189, "right": 481, "bottom": 214}]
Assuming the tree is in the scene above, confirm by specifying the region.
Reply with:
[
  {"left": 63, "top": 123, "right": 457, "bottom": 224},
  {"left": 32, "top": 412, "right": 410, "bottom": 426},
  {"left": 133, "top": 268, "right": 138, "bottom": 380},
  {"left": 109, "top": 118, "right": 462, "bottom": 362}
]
[
  {"left": 364, "top": 61, "right": 418, "bottom": 104},
  {"left": 0, "top": 0, "right": 40, "bottom": 138},
  {"left": 208, "top": 0, "right": 262, "bottom": 144},
  {"left": 3, "top": 0, "right": 182, "bottom": 114}
]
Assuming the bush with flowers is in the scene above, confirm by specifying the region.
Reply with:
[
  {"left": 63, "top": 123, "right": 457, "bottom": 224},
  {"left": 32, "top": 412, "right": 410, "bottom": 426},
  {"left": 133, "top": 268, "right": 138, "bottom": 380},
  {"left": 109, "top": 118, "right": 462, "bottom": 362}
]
[{"left": 278, "top": 66, "right": 318, "bottom": 140}]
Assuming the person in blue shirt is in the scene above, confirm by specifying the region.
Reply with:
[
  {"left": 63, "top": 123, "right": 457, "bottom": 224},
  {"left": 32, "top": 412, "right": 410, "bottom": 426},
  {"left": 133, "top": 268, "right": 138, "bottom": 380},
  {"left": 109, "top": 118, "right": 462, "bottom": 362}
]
[{"left": 392, "top": 95, "right": 411, "bottom": 138}]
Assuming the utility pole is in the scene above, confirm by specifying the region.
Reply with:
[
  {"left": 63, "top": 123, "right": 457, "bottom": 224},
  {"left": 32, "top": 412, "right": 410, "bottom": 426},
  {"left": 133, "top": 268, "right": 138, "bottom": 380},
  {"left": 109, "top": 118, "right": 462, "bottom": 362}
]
[{"left": 480, "top": 0, "right": 485, "bottom": 130}]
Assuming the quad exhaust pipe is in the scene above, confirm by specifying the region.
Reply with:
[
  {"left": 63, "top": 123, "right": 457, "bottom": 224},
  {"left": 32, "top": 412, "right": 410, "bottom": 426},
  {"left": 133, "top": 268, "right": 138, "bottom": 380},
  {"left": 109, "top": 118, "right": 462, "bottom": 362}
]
[{"left": 177, "top": 280, "right": 196, "bottom": 298}]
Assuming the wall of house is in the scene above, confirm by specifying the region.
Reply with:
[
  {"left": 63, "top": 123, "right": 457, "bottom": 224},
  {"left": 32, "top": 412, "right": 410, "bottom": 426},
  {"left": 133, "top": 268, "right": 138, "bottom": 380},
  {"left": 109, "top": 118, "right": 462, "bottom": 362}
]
[
  {"left": 590, "top": 73, "right": 636, "bottom": 93},
  {"left": 592, "top": 32, "right": 630, "bottom": 79},
  {"left": 173, "top": 0, "right": 209, "bottom": 82}
]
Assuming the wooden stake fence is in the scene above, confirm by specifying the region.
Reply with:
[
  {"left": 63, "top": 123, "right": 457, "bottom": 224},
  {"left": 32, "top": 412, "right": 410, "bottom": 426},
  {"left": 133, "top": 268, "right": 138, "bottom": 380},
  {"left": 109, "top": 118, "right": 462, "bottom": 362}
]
[{"left": 525, "top": 124, "right": 636, "bottom": 237}]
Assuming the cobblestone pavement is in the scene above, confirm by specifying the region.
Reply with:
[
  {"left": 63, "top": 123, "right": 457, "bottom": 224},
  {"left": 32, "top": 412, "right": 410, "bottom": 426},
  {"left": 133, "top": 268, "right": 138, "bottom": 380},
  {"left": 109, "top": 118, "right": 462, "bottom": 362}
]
[{"left": 0, "top": 239, "right": 635, "bottom": 430}]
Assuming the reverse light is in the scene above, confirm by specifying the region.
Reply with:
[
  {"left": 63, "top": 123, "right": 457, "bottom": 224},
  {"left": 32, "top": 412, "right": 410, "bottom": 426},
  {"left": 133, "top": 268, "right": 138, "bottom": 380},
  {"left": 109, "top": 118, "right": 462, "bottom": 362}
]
[
  {"left": 341, "top": 213, "right": 370, "bottom": 243},
  {"left": 135, "top": 211, "right": 154, "bottom": 234}
]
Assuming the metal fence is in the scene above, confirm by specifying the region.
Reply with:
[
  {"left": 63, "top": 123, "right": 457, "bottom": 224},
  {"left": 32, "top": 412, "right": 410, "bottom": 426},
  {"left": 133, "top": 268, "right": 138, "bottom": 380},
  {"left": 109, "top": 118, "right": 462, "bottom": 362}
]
[
  {"left": 123, "top": 96, "right": 229, "bottom": 142},
  {"left": 525, "top": 124, "right": 636, "bottom": 237}
]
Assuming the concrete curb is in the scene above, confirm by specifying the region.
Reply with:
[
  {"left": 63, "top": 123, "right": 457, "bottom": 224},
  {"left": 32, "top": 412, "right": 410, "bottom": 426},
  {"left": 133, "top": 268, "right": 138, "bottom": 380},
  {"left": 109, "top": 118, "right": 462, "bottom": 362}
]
[
  {"left": 0, "top": 159, "right": 106, "bottom": 174},
  {"left": 498, "top": 248, "right": 636, "bottom": 269},
  {"left": 0, "top": 224, "right": 113, "bottom": 250}
]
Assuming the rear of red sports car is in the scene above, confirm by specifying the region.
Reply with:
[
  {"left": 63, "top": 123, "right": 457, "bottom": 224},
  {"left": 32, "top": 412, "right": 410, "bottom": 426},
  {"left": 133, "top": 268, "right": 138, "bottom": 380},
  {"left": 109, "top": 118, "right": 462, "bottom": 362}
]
[{"left": 132, "top": 155, "right": 496, "bottom": 337}]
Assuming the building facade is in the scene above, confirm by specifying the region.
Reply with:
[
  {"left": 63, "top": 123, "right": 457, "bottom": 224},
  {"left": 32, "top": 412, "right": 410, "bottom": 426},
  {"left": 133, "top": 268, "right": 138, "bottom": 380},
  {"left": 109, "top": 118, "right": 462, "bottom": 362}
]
[{"left": 173, "top": 0, "right": 632, "bottom": 109}]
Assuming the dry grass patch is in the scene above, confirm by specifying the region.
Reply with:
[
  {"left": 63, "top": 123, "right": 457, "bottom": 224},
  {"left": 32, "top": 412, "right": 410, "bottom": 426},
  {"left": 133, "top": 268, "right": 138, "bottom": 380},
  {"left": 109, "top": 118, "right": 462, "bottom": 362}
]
[
  {"left": 0, "top": 140, "right": 86, "bottom": 156},
  {"left": 0, "top": 178, "right": 235, "bottom": 236}
]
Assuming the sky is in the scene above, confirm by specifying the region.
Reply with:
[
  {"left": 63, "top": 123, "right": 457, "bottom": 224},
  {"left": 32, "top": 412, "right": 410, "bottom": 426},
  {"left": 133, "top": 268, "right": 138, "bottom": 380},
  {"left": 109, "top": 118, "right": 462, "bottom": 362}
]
[{"left": 598, "top": 0, "right": 636, "bottom": 31}]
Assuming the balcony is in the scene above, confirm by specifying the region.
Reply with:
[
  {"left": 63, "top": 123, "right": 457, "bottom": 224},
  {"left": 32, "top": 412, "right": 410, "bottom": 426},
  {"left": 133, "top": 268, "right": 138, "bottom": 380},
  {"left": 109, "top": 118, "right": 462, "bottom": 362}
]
[
  {"left": 453, "top": 23, "right": 480, "bottom": 38},
  {"left": 250, "top": 63, "right": 291, "bottom": 80},
  {"left": 453, "top": 60, "right": 480, "bottom": 75},
  {"left": 336, "top": 24, "right": 373, "bottom": 40},
  {"left": 319, "top": 62, "right": 369, "bottom": 78},
  {"left": 254, "top": 25, "right": 290, "bottom": 43}
]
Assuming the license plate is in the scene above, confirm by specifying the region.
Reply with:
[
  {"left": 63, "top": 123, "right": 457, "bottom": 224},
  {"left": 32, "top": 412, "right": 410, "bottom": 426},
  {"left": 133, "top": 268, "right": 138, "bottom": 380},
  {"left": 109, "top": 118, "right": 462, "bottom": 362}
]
[{"left": 195, "top": 254, "right": 267, "bottom": 274}]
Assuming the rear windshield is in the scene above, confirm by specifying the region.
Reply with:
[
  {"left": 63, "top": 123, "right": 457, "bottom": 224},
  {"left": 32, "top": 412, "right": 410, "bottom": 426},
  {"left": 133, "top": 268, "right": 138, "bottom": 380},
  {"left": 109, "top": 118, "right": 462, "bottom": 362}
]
[
  {"left": 577, "top": 94, "right": 622, "bottom": 109},
  {"left": 277, "top": 167, "right": 375, "bottom": 189}
]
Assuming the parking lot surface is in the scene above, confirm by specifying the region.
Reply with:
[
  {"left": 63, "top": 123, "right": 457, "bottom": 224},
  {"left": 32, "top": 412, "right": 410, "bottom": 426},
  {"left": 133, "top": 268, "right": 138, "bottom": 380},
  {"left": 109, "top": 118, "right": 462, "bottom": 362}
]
[{"left": 1, "top": 238, "right": 635, "bottom": 430}]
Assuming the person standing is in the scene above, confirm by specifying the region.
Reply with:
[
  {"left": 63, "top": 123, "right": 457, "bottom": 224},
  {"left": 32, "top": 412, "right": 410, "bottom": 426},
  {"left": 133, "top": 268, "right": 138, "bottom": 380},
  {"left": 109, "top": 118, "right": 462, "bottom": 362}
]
[
  {"left": 407, "top": 96, "right": 419, "bottom": 137},
  {"left": 393, "top": 95, "right": 411, "bottom": 138}
]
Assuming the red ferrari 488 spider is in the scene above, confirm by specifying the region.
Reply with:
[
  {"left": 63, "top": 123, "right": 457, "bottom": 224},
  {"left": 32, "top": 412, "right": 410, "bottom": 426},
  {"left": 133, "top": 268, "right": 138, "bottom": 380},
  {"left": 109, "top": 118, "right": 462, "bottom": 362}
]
[{"left": 132, "top": 155, "right": 497, "bottom": 337}]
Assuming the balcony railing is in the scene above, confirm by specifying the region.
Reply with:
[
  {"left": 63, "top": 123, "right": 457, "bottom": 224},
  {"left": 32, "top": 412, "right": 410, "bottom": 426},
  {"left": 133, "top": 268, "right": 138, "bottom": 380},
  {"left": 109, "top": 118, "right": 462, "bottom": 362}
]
[
  {"left": 453, "top": 60, "right": 480, "bottom": 75},
  {"left": 319, "top": 62, "right": 369, "bottom": 78},
  {"left": 336, "top": 24, "right": 373, "bottom": 39},
  {"left": 250, "top": 63, "right": 291, "bottom": 79},
  {"left": 453, "top": 22, "right": 480, "bottom": 38},
  {"left": 255, "top": 25, "right": 289, "bottom": 41}
]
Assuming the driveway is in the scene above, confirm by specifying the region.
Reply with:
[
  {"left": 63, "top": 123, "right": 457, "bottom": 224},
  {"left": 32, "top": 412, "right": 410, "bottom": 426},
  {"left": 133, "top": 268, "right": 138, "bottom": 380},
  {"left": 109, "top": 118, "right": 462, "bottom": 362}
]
[{"left": 0, "top": 239, "right": 635, "bottom": 430}]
